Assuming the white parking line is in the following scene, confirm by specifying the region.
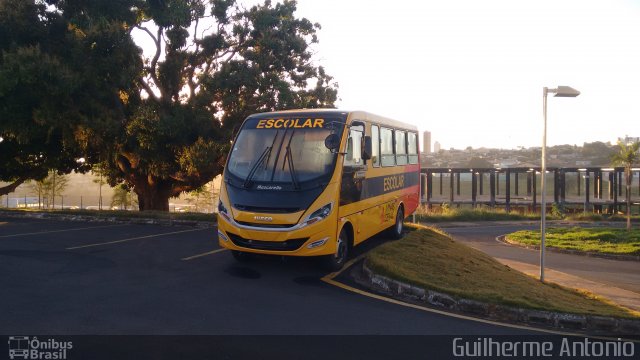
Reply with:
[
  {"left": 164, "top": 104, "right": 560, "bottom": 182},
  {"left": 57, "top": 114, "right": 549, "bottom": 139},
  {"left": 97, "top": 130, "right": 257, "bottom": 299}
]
[
  {"left": 181, "top": 248, "right": 228, "bottom": 261},
  {"left": 0, "top": 224, "right": 128, "bottom": 239},
  {"left": 66, "top": 228, "right": 206, "bottom": 250}
]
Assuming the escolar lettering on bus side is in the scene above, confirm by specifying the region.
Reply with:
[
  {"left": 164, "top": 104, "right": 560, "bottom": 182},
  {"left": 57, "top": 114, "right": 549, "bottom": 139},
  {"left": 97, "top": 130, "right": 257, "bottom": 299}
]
[{"left": 383, "top": 175, "right": 405, "bottom": 192}]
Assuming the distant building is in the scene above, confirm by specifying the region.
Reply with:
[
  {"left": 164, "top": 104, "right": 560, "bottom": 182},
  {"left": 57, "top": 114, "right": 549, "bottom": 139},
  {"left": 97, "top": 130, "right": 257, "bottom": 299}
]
[
  {"left": 423, "top": 131, "right": 431, "bottom": 154},
  {"left": 433, "top": 141, "right": 441, "bottom": 153},
  {"left": 618, "top": 135, "right": 640, "bottom": 145}
]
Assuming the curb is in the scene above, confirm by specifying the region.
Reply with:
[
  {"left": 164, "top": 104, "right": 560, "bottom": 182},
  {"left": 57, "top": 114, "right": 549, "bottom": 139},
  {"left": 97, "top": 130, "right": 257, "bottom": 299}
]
[
  {"left": 432, "top": 221, "right": 539, "bottom": 228},
  {"left": 497, "top": 235, "right": 640, "bottom": 262},
  {"left": 426, "top": 220, "right": 635, "bottom": 229},
  {"left": 0, "top": 210, "right": 217, "bottom": 228},
  {"left": 359, "top": 261, "right": 640, "bottom": 335}
]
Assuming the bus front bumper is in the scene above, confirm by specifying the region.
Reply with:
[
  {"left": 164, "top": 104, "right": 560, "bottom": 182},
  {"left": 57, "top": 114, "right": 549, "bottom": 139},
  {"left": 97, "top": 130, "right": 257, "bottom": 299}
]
[{"left": 216, "top": 217, "right": 336, "bottom": 257}]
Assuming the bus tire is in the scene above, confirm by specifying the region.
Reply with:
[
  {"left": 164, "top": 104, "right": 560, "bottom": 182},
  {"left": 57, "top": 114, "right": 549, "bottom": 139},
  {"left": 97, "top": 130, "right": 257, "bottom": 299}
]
[
  {"left": 321, "top": 228, "right": 349, "bottom": 272},
  {"left": 231, "top": 250, "right": 252, "bottom": 262},
  {"left": 388, "top": 207, "right": 404, "bottom": 240}
]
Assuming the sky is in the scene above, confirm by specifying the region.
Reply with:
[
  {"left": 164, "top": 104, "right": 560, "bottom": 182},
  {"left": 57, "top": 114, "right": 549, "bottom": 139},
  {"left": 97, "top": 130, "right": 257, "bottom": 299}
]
[{"left": 288, "top": 0, "right": 640, "bottom": 150}]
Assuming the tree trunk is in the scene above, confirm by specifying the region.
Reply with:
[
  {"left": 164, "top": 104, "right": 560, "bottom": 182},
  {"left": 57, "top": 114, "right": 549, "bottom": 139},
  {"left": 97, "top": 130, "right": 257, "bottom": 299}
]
[
  {"left": 133, "top": 177, "right": 172, "bottom": 212},
  {"left": 626, "top": 168, "right": 631, "bottom": 231},
  {"left": 52, "top": 172, "right": 56, "bottom": 210},
  {"left": 137, "top": 191, "right": 170, "bottom": 212}
]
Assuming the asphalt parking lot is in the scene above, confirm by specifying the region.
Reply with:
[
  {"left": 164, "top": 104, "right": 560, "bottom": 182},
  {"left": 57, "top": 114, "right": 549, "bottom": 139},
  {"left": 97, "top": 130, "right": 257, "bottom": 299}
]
[{"left": 0, "top": 216, "right": 537, "bottom": 335}]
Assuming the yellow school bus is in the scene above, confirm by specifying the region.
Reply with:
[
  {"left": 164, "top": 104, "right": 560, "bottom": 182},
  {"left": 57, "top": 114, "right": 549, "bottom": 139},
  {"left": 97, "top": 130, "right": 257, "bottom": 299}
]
[{"left": 217, "top": 109, "right": 420, "bottom": 270}]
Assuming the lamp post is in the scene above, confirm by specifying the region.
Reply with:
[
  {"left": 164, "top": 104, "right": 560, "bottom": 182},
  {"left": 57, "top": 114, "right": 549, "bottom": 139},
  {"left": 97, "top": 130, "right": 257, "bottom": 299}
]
[{"left": 540, "top": 86, "right": 580, "bottom": 282}]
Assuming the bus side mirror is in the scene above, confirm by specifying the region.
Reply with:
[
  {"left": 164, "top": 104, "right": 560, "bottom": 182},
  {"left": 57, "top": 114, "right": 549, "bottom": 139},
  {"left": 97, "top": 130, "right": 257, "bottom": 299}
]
[
  {"left": 324, "top": 133, "right": 341, "bottom": 152},
  {"left": 362, "top": 136, "right": 372, "bottom": 161}
]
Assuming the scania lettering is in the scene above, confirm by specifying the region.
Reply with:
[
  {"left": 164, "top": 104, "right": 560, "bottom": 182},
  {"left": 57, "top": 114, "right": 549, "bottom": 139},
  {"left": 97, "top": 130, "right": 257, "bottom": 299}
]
[{"left": 217, "top": 109, "right": 420, "bottom": 270}]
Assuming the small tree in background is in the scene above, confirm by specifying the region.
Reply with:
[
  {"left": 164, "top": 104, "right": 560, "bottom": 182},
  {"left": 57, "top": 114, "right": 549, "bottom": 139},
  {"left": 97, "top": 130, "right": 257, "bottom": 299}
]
[
  {"left": 28, "top": 171, "right": 69, "bottom": 209},
  {"left": 92, "top": 165, "right": 108, "bottom": 210},
  {"left": 111, "top": 184, "right": 137, "bottom": 210},
  {"left": 611, "top": 140, "right": 640, "bottom": 231},
  {"left": 185, "top": 182, "right": 216, "bottom": 213},
  {"left": 28, "top": 180, "right": 45, "bottom": 209},
  {"left": 467, "top": 157, "right": 492, "bottom": 169}
]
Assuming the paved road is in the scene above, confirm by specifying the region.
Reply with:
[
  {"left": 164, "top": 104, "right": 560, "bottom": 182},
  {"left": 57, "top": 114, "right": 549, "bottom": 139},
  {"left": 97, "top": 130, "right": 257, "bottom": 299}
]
[
  {"left": 444, "top": 224, "right": 640, "bottom": 293},
  {"left": 0, "top": 217, "right": 539, "bottom": 335},
  {"left": 444, "top": 224, "right": 640, "bottom": 311}
]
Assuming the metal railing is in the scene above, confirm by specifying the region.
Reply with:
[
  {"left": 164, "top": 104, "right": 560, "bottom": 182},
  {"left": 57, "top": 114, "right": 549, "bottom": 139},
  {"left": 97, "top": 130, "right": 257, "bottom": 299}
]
[{"left": 420, "top": 167, "right": 640, "bottom": 214}]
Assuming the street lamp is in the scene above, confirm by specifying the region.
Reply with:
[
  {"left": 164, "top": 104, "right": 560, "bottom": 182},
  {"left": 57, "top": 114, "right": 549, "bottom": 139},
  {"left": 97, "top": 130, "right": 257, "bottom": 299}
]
[{"left": 540, "top": 86, "right": 580, "bottom": 282}]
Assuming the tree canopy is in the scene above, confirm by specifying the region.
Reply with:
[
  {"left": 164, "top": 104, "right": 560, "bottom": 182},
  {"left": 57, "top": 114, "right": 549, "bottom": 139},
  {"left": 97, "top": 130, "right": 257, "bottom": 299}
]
[
  {"left": 0, "top": 0, "right": 142, "bottom": 195},
  {"left": 467, "top": 156, "right": 492, "bottom": 168},
  {"left": 611, "top": 140, "right": 639, "bottom": 230},
  {"left": 0, "top": 0, "right": 338, "bottom": 210}
]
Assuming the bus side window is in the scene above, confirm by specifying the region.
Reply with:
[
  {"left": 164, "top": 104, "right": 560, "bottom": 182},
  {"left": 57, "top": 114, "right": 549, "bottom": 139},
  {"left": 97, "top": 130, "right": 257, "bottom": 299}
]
[
  {"left": 380, "top": 127, "right": 395, "bottom": 166},
  {"left": 408, "top": 132, "right": 418, "bottom": 164},
  {"left": 344, "top": 124, "right": 364, "bottom": 166},
  {"left": 395, "top": 130, "right": 407, "bottom": 165},
  {"left": 371, "top": 125, "right": 380, "bottom": 167}
]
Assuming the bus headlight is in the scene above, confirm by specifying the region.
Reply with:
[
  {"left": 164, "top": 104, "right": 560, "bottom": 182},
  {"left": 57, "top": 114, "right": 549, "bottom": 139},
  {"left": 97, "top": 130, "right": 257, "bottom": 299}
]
[{"left": 300, "top": 203, "right": 332, "bottom": 228}]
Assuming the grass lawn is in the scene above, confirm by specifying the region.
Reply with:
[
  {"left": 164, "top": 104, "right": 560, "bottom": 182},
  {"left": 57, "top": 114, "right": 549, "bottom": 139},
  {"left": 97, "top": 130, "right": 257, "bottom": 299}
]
[
  {"left": 565, "top": 213, "right": 640, "bottom": 222},
  {"left": 414, "top": 208, "right": 542, "bottom": 222},
  {"left": 366, "top": 224, "right": 639, "bottom": 318},
  {"left": 414, "top": 206, "right": 640, "bottom": 223},
  {"left": 506, "top": 227, "right": 640, "bottom": 256}
]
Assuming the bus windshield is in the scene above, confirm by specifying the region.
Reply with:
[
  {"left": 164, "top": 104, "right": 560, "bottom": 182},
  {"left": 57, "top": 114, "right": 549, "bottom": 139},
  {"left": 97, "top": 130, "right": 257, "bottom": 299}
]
[{"left": 227, "top": 117, "right": 340, "bottom": 187}]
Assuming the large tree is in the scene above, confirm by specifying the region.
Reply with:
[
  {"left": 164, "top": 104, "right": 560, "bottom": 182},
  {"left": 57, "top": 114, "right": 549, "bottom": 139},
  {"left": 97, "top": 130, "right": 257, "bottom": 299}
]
[
  {"left": 99, "top": 0, "right": 337, "bottom": 211},
  {"left": 1, "top": 0, "right": 337, "bottom": 211},
  {"left": 0, "top": 0, "right": 142, "bottom": 195},
  {"left": 0, "top": 0, "right": 77, "bottom": 194},
  {"left": 612, "top": 140, "right": 640, "bottom": 231}
]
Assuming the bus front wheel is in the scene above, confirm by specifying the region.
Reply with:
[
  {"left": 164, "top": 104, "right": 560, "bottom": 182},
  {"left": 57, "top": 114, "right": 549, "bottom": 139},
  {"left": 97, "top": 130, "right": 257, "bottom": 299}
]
[
  {"left": 388, "top": 207, "right": 404, "bottom": 240},
  {"left": 321, "top": 228, "right": 349, "bottom": 272}
]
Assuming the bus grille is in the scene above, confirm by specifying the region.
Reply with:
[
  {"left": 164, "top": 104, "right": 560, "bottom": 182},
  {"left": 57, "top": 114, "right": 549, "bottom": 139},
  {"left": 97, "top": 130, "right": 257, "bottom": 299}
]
[
  {"left": 235, "top": 221, "right": 296, "bottom": 229},
  {"left": 227, "top": 233, "right": 309, "bottom": 251},
  {"left": 234, "top": 204, "right": 301, "bottom": 213}
]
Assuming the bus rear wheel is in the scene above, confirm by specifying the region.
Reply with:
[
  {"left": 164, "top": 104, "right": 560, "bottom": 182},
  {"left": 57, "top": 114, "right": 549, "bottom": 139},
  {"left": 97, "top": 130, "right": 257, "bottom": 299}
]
[
  {"left": 388, "top": 207, "right": 404, "bottom": 240},
  {"left": 321, "top": 228, "right": 349, "bottom": 272}
]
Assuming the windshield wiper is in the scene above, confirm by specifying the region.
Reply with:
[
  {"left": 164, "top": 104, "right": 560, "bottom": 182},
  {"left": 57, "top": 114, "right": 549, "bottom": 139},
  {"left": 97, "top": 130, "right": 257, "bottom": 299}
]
[
  {"left": 264, "top": 129, "right": 280, "bottom": 169},
  {"left": 283, "top": 130, "right": 300, "bottom": 190},
  {"left": 242, "top": 130, "right": 281, "bottom": 188},
  {"left": 269, "top": 127, "right": 289, "bottom": 181},
  {"left": 242, "top": 146, "right": 272, "bottom": 188},
  {"left": 284, "top": 145, "right": 300, "bottom": 190}
]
